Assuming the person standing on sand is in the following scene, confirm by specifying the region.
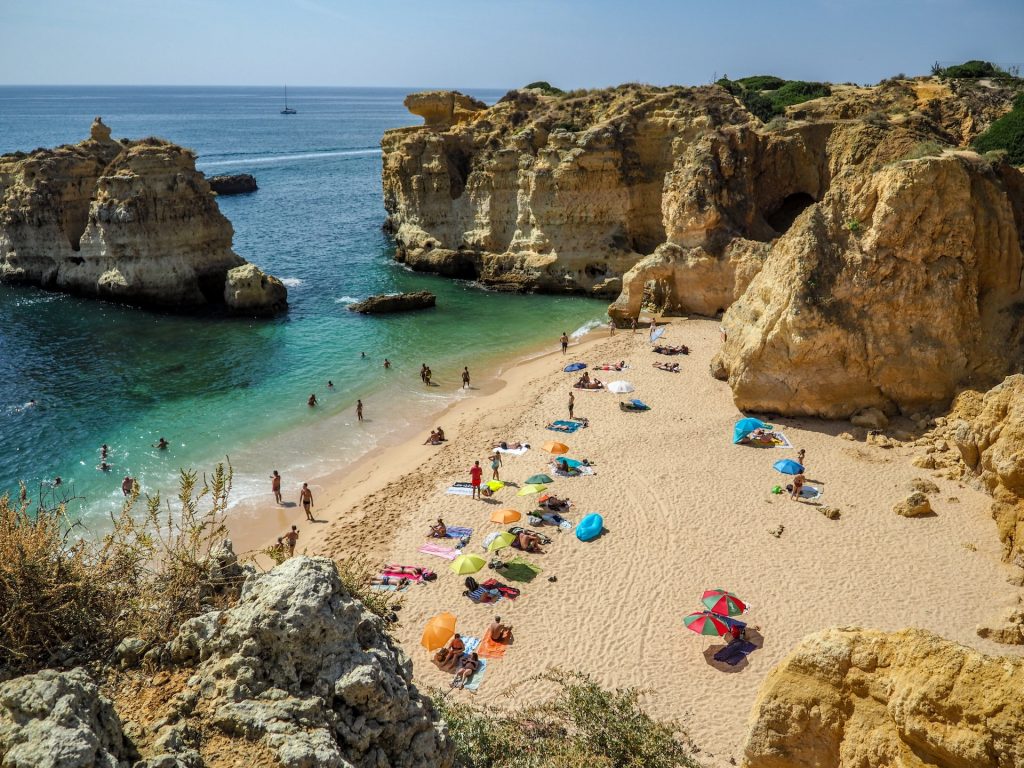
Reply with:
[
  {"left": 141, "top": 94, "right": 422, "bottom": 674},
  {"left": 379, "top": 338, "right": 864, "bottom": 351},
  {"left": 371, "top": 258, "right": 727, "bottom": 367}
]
[
  {"left": 490, "top": 451, "right": 502, "bottom": 481},
  {"left": 568, "top": 391, "right": 575, "bottom": 420},
  {"left": 356, "top": 399, "right": 364, "bottom": 421},
  {"left": 462, "top": 367, "right": 471, "bottom": 389},
  {"left": 560, "top": 332, "right": 569, "bottom": 354},
  {"left": 631, "top": 317, "right": 638, "bottom": 334},
  {"left": 790, "top": 472, "right": 806, "bottom": 501},
  {"left": 470, "top": 460, "right": 483, "bottom": 500},
  {"left": 283, "top": 525, "right": 299, "bottom": 558},
  {"left": 796, "top": 448, "right": 806, "bottom": 468},
  {"left": 608, "top": 319, "right": 615, "bottom": 336},
  {"left": 300, "top": 482, "right": 314, "bottom": 520},
  {"left": 271, "top": 470, "right": 282, "bottom": 505}
]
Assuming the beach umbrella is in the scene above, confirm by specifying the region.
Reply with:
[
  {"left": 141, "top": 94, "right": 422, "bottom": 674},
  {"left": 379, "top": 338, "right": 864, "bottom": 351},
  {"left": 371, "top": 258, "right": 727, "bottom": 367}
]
[
  {"left": 490, "top": 508, "right": 521, "bottom": 524},
  {"left": 542, "top": 441, "right": 569, "bottom": 455},
  {"left": 517, "top": 483, "right": 547, "bottom": 496},
  {"left": 526, "top": 473, "right": 554, "bottom": 484},
  {"left": 485, "top": 531, "right": 516, "bottom": 552},
  {"left": 607, "top": 380, "right": 635, "bottom": 394},
  {"left": 772, "top": 459, "right": 804, "bottom": 475},
  {"left": 682, "top": 611, "right": 730, "bottom": 637},
  {"left": 563, "top": 362, "right": 587, "bottom": 372},
  {"left": 420, "top": 612, "right": 457, "bottom": 651},
  {"left": 733, "top": 417, "right": 773, "bottom": 444},
  {"left": 701, "top": 589, "right": 747, "bottom": 617},
  {"left": 485, "top": 480, "right": 505, "bottom": 492},
  {"left": 450, "top": 554, "right": 486, "bottom": 575}
]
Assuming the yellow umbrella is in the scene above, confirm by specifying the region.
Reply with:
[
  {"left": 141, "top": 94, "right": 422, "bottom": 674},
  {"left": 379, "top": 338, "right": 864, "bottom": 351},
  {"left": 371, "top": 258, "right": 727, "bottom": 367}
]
[
  {"left": 485, "top": 480, "right": 505, "bottom": 492},
  {"left": 450, "top": 554, "right": 486, "bottom": 575},
  {"left": 542, "top": 441, "right": 569, "bottom": 455},
  {"left": 486, "top": 531, "right": 516, "bottom": 552},
  {"left": 420, "top": 611, "right": 457, "bottom": 651},
  {"left": 517, "top": 483, "right": 547, "bottom": 496},
  {"left": 490, "top": 508, "right": 521, "bottom": 524}
]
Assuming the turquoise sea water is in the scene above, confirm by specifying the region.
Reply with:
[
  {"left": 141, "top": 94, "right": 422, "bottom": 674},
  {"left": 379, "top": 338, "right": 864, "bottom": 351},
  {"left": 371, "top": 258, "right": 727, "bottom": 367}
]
[{"left": 0, "top": 87, "right": 605, "bottom": 525}]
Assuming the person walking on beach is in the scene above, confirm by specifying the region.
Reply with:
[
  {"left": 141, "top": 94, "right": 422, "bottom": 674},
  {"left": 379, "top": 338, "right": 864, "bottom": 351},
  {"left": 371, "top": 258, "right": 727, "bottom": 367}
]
[
  {"left": 308, "top": 393, "right": 318, "bottom": 407},
  {"left": 631, "top": 316, "right": 638, "bottom": 334},
  {"left": 356, "top": 399, "right": 364, "bottom": 422},
  {"left": 470, "top": 460, "right": 483, "bottom": 500},
  {"left": 121, "top": 475, "right": 134, "bottom": 497},
  {"left": 462, "top": 367, "right": 471, "bottom": 389},
  {"left": 299, "top": 482, "right": 314, "bottom": 520},
  {"left": 490, "top": 451, "right": 502, "bottom": 481},
  {"left": 271, "top": 470, "right": 282, "bottom": 505},
  {"left": 796, "top": 448, "right": 806, "bottom": 468},
  {"left": 568, "top": 391, "right": 575, "bottom": 420},
  {"left": 283, "top": 525, "right": 299, "bottom": 558},
  {"left": 608, "top": 319, "right": 615, "bottom": 336},
  {"left": 560, "top": 332, "right": 569, "bottom": 354},
  {"left": 790, "top": 471, "right": 806, "bottom": 502}
]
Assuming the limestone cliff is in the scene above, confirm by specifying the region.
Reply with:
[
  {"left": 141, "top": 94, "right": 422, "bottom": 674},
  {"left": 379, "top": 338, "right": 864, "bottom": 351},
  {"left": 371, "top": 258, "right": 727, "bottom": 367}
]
[
  {"left": 742, "top": 627, "right": 1024, "bottom": 768},
  {"left": 0, "top": 118, "right": 286, "bottom": 315}
]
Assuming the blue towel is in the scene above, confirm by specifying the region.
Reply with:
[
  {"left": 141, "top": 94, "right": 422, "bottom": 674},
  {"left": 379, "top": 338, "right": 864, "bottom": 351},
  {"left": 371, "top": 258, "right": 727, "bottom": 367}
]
[
  {"left": 463, "top": 658, "right": 488, "bottom": 691},
  {"left": 461, "top": 636, "right": 481, "bottom": 654},
  {"left": 714, "top": 640, "right": 757, "bottom": 666},
  {"left": 547, "top": 420, "right": 581, "bottom": 433},
  {"left": 445, "top": 526, "right": 473, "bottom": 538}
]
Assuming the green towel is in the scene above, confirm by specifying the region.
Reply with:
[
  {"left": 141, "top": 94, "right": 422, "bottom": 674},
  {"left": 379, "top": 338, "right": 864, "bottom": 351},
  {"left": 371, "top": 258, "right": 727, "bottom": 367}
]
[{"left": 501, "top": 557, "right": 542, "bottom": 583}]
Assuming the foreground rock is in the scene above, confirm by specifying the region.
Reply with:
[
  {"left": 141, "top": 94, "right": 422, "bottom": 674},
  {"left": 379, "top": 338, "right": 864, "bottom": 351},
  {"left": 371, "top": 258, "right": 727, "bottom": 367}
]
[
  {"left": 0, "top": 668, "right": 132, "bottom": 768},
  {"left": 0, "top": 118, "right": 286, "bottom": 315},
  {"left": 223, "top": 263, "right": 287, "bottom": 316},
  {"left": 152, "top": 556, "right": 452, "bottom": 767},
  {"left": 348, "top": 290, "right": 436, "bottom": 314},
  {"left": 742, "top": 627, "right": 1024, "bottom": 768},
  {"left": 206, "top": 173, "right": 257, "bottom": 195}
]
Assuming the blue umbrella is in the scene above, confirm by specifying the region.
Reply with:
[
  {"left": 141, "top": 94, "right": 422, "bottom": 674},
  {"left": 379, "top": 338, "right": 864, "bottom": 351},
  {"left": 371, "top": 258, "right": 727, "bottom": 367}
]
[
  {"left": 733, "top": 417, "right": 772, "bottom": 444},
  {"left": 564, "top": 362, "right": 587, "bottom": 372},
  {"left": 773, "top": 459, "right": 805, "bottom": 475}
]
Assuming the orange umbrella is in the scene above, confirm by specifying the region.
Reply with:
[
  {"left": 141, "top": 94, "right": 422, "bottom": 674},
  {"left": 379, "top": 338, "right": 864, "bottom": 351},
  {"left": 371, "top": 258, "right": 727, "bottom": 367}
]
[
  {"left": 421, "top": 612, "right": 457, "bottom": 651},
  {"left": 542, "top": 441, "right": 569, "bottom": 455},
  {"left": 490, "top": 508, "right": 521, "bottom": 524}
]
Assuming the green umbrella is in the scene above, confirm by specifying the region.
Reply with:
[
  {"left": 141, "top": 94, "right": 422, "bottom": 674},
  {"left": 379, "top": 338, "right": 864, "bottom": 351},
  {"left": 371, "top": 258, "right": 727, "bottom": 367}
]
[
  {"left": 517, "top": 483, "right": 547, "bottom": 496},
  {"left": 526, "top": 474, "right": 554, "bottom": 485},
  {"left": 486, "top": 532, "right": 516, "bottom": 552},
  {"left": 450, "top": 554, "right": 486, "bottom": 575}
]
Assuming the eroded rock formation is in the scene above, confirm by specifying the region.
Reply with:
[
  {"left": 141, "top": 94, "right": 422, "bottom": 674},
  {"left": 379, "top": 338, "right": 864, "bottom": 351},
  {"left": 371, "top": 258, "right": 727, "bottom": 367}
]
[
  {"left": 0, "top": 118, "right": 286, "bottom": 315},
  {"left": 348, "top": 290, "right": 436, "bottom": 314},
  {"left": 742, "top": 627, "right": 1024, "bottom": 768},
  {"left": 206, "top": 173, "right": 258, "bottom": 195}
]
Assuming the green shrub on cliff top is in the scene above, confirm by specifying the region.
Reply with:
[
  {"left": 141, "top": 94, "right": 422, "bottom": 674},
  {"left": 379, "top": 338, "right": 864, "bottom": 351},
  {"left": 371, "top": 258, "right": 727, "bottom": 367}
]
[
  {"left": 937, "top": 60, "right": 1018, "bottom": 80},
  {"left": 719, "top": 75, "right": 832, "bottom": 121},
  {"left": 974, "top": 93, "right": 1024, "bottom": 164},
  {"left": 769, "top": 80, "right": 832, "bottom": 109},
  {"left": 524, "top": 81, "right": 565, "bottom": 96},
  {"left": 736, "top": 75, "right": 786, "bottom": 92},
  {"left": 435, "top": 670, "right": 699, "bottom": 768}
]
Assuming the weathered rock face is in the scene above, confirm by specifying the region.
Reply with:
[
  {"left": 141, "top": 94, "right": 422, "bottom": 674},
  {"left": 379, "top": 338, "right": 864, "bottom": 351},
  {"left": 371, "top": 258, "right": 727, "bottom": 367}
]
[
  {"left": 0, "top": 668, "right": 132, "bottom": 768},
  {"left": 348, "top": 290, "right": 436, "bottom": 314},
  {"left": 152, "top": 556, "right": 452, "bottom": 768},
  {"left": 0, "top": 118, "right": 286, "bottom": 315},
  {"left": 206, "top": 173, "right": 258, "bottom": 195},
  {"left": 223, "top": 263, "right": 287, "bottom": 316},
  {"left": 382, "top": 79, "right": 1018, "bottom": 318},
  {"left": 742, "top": 627, "right": 1024, "bottom": 768},
  {"left": 712, "top": 150, "right": 1024, "bottom": 418}
]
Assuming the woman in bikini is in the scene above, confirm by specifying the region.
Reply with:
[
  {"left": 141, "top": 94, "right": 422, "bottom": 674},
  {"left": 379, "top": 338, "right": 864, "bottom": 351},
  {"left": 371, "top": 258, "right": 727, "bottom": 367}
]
[
  {"left": 452, "top": 652, "right": 480, "bottom": 687},
  {"left": 429, "top": 518, "right": 447, "bottom": 538}
]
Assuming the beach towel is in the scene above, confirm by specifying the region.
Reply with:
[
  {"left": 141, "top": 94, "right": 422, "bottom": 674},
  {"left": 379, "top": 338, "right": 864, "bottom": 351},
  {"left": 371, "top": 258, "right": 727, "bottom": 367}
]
[
  {"left": 380, "top": 567, "right": 434, "bottom": 583},
  {"left": 499, "top": 557, "right": 542, "bottom": 583},
  {"left": 462, "top": 658, "right": 488, "bottom": 691},
  {"left": 444, "top": 526, "right": 473, "bottom": 539},
  {"left": 445, "top": 482, "right": 475, "bottom": 496},
  {"left": 481, "top": 578, "right": 520, "bottom": 600},
  {"left": 478, "top": 633, "right": 510, "bottom": 659},
  {"left": 713, "top": 640, "right": 758, "bottom": 666},
  {"left": 785, "top": 484, "right": 822, "bottom": 500},
  {"left": 494, "top": 445, "right": 530, "bottom": 456},
  {"left": 547, "top": 420, "right": 582, "bottom": 434},
  {"left": 465, "top": 586, "right": 503, "bottom": 604},
  {"left": 417, "top": 543, "right": 459, "bottom": 560},
  {"left": 551, "top": 461, "right": 595, "bottom": 476},
  {"left": 540, "top": 512, "right": 573, "bottom": 530},
  {"left": 370, "top": 581, "right": 409, "bottom": 593},
  {"left": 461, "top": 636, "right": 481, "bottom": 655}
]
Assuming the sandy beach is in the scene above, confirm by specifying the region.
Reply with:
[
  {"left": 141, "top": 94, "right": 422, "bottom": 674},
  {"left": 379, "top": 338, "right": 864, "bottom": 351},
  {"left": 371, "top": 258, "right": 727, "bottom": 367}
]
[{"left": 239, "top": 318, "right": 1024, "bottom": 766}]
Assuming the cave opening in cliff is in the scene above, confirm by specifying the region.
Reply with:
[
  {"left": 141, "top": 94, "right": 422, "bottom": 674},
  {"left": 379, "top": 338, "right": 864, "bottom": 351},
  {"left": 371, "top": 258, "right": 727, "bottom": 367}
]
[
  {"left": 765, "top": 192, "right": 815, "bottom": 235},
  {"left": 197, "top": 272, "right": 228, "bottom": 306}
]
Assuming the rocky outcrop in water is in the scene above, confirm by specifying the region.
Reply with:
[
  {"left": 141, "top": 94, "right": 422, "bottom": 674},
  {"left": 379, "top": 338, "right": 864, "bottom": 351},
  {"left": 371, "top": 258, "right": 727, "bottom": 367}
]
[
  {"left": 206, "top": 174, "right": 258, "bottom": 195},
  {"left": 742, "top": 627, "right": 1024, "bottom": 768},
  {"left": 348, "top": 290, "right": 436, "bottom": 314},
  {"left": 0, "top": 118, "right": 286, "bottom": 315}
]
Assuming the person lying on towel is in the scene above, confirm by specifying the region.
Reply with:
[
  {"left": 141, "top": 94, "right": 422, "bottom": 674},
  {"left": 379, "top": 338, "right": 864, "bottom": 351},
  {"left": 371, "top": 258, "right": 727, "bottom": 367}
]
[
  {"left": 451, "top": 652, "right": 480, "bottom": 688},
  {"left": 546, "top": 422, "right": 574, "bottom": 432},
  {"left": 516, "top": 531, "right": 544, "bottom": 553},
  {"left": 539, "top": 495, "right": 571, "bottom": 512}
]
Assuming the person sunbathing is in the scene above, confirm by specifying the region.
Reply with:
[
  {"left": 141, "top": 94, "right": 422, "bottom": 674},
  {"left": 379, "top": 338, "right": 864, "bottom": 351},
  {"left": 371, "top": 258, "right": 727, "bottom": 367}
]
[
  {"left": 516, "top": 531, "right": 544, "bottom": 553},
  {"left": 429, "top": 518, "right": 447, "bottom": 538},
  {"left": 540, "top": 495, "right": 570, "bottom": 512},
  {"left": 370, "top": 575, "right": 410, "bottom": 587},
  {"left": 488, "top": 616, "right": 514, "bottom": 644},
  {"left": 653, "top": 361, "right": 680, "bottom": 371},
  {"left": 555, "top": 458, "right": 576, "bottom": 474},
  {"left": 546, "top": 422, "right": 573, "bottom": 432},
  {"left": 452, "top": 652, "right": 480, "bottom": 688},
  {"left": 494, "top": 440, "right": 526, "bottom": 450},
  {"left": 434, "top": 633, "right": 465, "bottom": 670},
  {"left": 382, "top": 564, "right": 426, "bottom": 577}
]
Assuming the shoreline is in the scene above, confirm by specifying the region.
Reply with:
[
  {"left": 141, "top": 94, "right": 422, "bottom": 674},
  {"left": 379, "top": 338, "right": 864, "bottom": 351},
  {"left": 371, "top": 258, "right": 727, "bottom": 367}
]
[{"left": 272, "top": 316, "right": 1024, "bottom": 766}]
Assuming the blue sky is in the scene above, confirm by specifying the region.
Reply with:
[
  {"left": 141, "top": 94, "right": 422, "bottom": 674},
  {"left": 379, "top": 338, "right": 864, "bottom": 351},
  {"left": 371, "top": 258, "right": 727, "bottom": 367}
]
[{"left": 1, "top": 0, "right": 1021, "bottom": 88}]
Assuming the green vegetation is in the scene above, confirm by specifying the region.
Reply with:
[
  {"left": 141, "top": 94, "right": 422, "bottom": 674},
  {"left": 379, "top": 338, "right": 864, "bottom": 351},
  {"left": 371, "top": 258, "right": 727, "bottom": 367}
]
[
  {"left": 716, "top": 75, "right": 832, "bottom": 121},
  {"left": 435, "top": 670, "right": 700, "bottom": 768},
  {"left": 974, "top": 92, "right": 1024, "bottom": 164},
  {"left": 933, "top": 59, "right": 1020, "bottom": 80},
  {"left": 736, "top": 75, "right": 786, "bottom": 92},
  {"left": 524, "top": 81, "right": 565, "bottom": 96},
  {"left": 902, "top": 141, "right": 946, "bottom": 160}
]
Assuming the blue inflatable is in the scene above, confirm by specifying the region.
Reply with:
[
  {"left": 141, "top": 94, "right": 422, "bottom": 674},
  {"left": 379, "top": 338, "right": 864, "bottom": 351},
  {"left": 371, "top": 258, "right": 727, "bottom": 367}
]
[
  {"left": 564, "top": 362, "right": 587, "bottom": 372},
  {"left": 576, "top": 513, "right": 603, "bottom": 542}
]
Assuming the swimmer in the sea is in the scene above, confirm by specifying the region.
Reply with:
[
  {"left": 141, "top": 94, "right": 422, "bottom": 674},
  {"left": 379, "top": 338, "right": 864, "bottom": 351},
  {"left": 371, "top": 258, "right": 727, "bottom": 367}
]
[
  {"left": 154, "top": 437, "right": 169, "bottom": 450},
  {"left": 98, "top": 461, "right": 111, "bottom": 472}
]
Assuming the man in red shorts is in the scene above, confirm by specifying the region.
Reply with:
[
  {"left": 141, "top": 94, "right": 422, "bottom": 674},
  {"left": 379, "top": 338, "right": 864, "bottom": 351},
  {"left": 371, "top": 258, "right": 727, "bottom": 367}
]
[{"left": 470, "top": 460, "right": 483, "bottom": 500}]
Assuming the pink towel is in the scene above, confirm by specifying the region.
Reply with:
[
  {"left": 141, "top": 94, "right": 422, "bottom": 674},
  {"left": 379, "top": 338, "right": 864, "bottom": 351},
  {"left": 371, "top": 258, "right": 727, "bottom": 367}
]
[
  {"left": 417, "top": 543, "right": 459, "bottom": 560},
  {"left": 381, "top": 566, "right": 435, "bottom": 582}
]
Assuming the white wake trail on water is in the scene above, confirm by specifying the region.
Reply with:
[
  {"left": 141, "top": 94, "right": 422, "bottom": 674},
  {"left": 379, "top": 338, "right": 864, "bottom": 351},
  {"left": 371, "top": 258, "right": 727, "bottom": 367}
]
[{"left": 200, "top": 149, "right": 382, "bottom": 168}]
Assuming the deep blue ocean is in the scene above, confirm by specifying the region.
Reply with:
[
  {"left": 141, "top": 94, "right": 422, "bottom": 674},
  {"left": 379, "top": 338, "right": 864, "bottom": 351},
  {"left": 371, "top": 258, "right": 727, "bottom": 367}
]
[{"left": 0, "top": 86, "right": 604, "bottom": 526}]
